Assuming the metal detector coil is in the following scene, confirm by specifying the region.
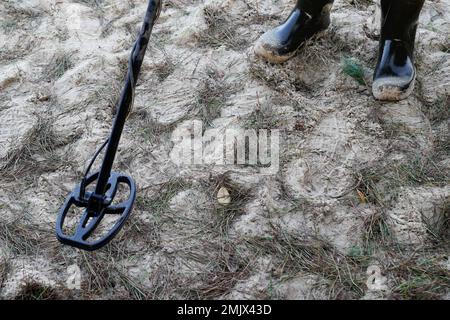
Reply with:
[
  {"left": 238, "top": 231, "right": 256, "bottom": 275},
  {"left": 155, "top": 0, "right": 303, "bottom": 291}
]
[{"left": 56, "top": 0, "right": 161, "bottom": 251}]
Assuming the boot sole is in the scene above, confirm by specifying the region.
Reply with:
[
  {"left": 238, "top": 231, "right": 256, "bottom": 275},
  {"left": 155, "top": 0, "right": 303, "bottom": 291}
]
[
  {"left": 253, "top": 41, "right": 299, "bottom": 64},
  {"left": 372, "top": 74, "right": 416, "bottom": 101}
]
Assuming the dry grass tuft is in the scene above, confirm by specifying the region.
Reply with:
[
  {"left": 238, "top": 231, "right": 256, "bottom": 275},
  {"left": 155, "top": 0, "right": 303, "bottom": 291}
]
[
  {"left": 131, "top": 112, "right": 175, "bottom": 145},
  {"left": 204, "top": 174, "right": 253, "bottom": 235},
  {"left": 301, "top": 29, "right": 353, "bottom": 64},
  {"left": 0, "top": 218, "right": 52, "bottom": 255},
  {"left": 15, "top": 280, "right": 62, "bottom": 300},
  {"left": 195, "top": 5, "right": 247, "bottom": 50},
  {"left": 239, "top": 1, "right": 282, "bottom": 25},
  {"left": 165, "top": 0, "right": 198, "bottom": 10},
  {"left": 244, "top": 96, "right": 281, "bottom": 130},
  {"left": 361, "top": 209, "right": 392, "bottom": 250},
  {"left": 119, "top": 217, "right": 161, "bottom": 251},
  {"left": 196, "top": 65, "right": 233, "bottom": 126},
  {"left": 0, "top": 115, "right": 74, "bottom": 182},
  {"left": 153, "top": 55, "right": 176, "bottom": 82},
  {"left": 441, "top": 199, "right": 450, "bottom": 240},
  {"left": 1, "top": 1, "right": 41, "bottom": 32},
  {"left": 0, "top": 2, "right": 41, "bottom": 61},
  {"left": 73, "top": 0, "right": 105, "bottom": 8},
  {"left": 189, "top": 242, "right": 252, "bottom": 299},
  {"left": 356, "top": 154, "right": 449, "bottom": 208},
  {"left": 0, "top": 259, "right": 10, "bottom": 290},
  {"left": 249, "top": 58, "right": 311, "bottom": 98},
  {"left": 136, "top": 179, "right": 189, "bottom": 215},
  {"left": 387, "top": 248, "right": 450, "bottom": 300},
  {"left": 71, "top": 248, "right": 149, "bottom": 299},
  {"left": 422, "top": 94, "right": 450, "bottom": 126},
  {"left": 42, "top": 52, "right": 74, "bottom": 81},
  {"left": 246, "top": 228, "right": 369, "bottom": 299}
]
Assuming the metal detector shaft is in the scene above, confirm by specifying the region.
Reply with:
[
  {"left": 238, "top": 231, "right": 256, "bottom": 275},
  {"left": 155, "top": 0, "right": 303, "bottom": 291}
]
[
  {"left": 56, "top": 0, "right": 161, "bottom": 250},
  {"left": 95, "top": 0, "right": 160, "bottom": 194}
]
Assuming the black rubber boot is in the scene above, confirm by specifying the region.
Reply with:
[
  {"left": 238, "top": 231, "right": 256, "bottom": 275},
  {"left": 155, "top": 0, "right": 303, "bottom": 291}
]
[
  {"left": 373, "top": 0, "right": 425, "bottom": 101},
  {"left": 254, "top": 0, "right": 334, "bottom": 63}
]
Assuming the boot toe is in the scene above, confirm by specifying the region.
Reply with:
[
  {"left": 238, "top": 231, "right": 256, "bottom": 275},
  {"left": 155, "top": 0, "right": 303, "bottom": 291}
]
[
  {"left": 254, "top": 31, "right": 296, "bottom": 64},
  {"left": 372, "top": 75, "right": 415, "bottom": 101}
]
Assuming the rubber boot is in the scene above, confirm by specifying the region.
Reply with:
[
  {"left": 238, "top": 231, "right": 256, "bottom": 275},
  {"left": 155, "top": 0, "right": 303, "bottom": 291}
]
[
  {"left": 373, "top": 0, "right": 425, "bottom": 101},
  {"left": 254, "top": 0, "right": 334, "bottom": 63}
]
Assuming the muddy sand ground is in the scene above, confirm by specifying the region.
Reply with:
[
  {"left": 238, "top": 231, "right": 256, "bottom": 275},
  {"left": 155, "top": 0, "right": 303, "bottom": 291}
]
[{"left": 0, "top": 0, "right": 449, "bottom": 299}]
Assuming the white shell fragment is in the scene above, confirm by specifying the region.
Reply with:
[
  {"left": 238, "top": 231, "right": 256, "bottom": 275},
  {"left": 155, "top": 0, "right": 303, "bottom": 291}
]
[{"left": 217, "top": 187, "right": 231, "bottom": 206}]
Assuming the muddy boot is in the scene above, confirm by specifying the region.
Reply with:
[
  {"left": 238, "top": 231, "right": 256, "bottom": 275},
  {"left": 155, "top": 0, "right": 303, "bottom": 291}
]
[
  {"left": 373, "top": 0, "right": 425, "bottom": 101},
  {"left": 254, "top": 0, "right": 334, "bottom": 63}
]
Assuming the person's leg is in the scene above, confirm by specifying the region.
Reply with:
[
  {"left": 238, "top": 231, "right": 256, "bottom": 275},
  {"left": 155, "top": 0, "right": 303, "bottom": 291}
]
[
  {"left": 254, "top": 0, "right": 334, "bottom": 63},
  {"left": 373, "top": 0, "right": 425, "bottom": 101}
]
